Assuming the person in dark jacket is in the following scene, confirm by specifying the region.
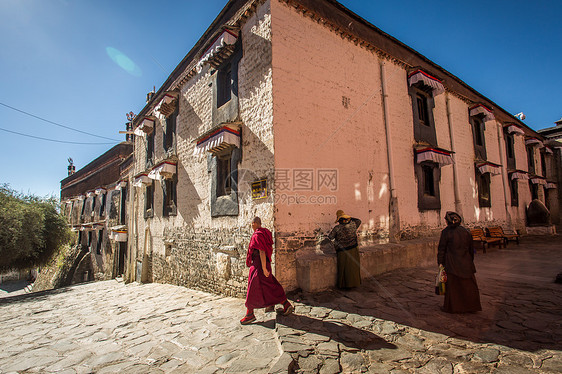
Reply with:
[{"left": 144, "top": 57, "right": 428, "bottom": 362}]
[
  {"left": 328, "top": 210, "right": 361, "bottom": 289},
  {"left": 437, "top": 211, "right": 482, "bottom": 313}
]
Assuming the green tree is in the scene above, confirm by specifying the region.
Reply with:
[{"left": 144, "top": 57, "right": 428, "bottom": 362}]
[{"left": 0, "top": 185, "right": 70, "bottom": 272}]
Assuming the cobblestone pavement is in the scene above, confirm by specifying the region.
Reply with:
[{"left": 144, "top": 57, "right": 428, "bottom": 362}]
[
  {"left": 0, "top": 235, "right": 560, "bottom": 373},
  {"left": 0, "top": 282, "right": 280, "bottom": 373}
]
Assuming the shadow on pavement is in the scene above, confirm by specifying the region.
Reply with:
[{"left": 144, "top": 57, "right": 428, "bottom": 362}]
[
  {"left": 0, "top": 286, "right": 71, "bottom": 305},
  {"left": 278, "top": 313, "right": 396, "bottom": 351},
  {"left": 294, "top": 236, "right": 562, "bottom": 353}
]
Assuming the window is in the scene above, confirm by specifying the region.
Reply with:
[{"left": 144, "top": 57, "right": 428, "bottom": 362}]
[
  {"left": 91, "top": 196, "right": 97, "bottom": 217},
  {"left": 510, "top": 178, "right": 519, "bottom": 206},
  {"left": 415, "top": 161, "right": 441, "bottom": 210},
  {"left": 144, "top": 182, "right": 154, "bottom": 219},
  {"left": 471, "top": 117, "right": 487, "bottom": 160},
  {"left": 146, "top": 130, "right": 155, "bottom": 167},
  {"left": 217, "top": 153, "right": 232, "bottom": 197},
  {"left": 120, "top": 186, "right": 127, "bottom": 225},
  {"left": 477, "top": 171, "right": 491, "bottom": 208},
  {"left": 540, "top": 153, "right": 547, "bottom": 177},
  {"left": 409, "top": 86, "right": 437, "bottom": 145},
  {"left": 163, "top": 177, "right": 177, "bottom": 217},
  {"left": 211, "top": 147, "right": 241, "bottom": 217},
  {"left": 526, "top": 146, "right": 535, "bottom": 174},
  {"left": 505, "top": 132, "right": 516, "bottom": 170},
  {"left": 217, "top": 62, "right": 232, "bottom": 108},
  {"left": 99, "top": 193, "right": 107, "bottom": 217},
  {"left": 212, "top": 47, "right": 241, "bottom": 126},
  {"left": 96, "top": 229, "right": 104, "bottom": 255},
  {"left": 80, "top": 199, "right": 86, "bottom": 221},
  {"left": 77, "top": 231, "right": 83, "bottom": 247},
  {"left": 529, "top": 181, "right": 539, "bottom": 200},
  {"left": 163, "top": 107, "right": 177, "bottom": 153},
  {"left": 87, "top": 231, "right": 93, "bottom": 251}
]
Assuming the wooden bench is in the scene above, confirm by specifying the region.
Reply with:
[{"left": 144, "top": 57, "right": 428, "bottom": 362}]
[
  {"left": 471, "top": 228, "right": 504, "bottom": 253},
  {"left": 486, "top": 226, "right": 508, "bottom": 247},
  {"left": 498, "top": 226, "right": 520, "bottom": 245}
]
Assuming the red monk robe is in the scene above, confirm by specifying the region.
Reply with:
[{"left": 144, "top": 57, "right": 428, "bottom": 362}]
[{"left": 244, "top": 227, "right": 287, "bottom": 309}]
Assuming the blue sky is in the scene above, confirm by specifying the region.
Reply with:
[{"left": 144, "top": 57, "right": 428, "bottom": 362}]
[{"left": 1, "top": 0, "right": 560, "bottom": 198}]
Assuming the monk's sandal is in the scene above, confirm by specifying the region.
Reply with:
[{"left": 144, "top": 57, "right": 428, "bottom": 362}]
[{"left": 240, "top": 314, "right": 256, "bottom": 325}]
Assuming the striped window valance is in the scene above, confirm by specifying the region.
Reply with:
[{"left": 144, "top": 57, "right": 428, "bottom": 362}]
[
  {"left": 525, "top": 138, "right": 544, "bottom": 147},
  {"left": 530, "top": 178, "right": 546, "bottom": 185},
  {"left": 194, "top": 125, "right": 241, "bottom": 156},
  {"left": 510, "top": 171, "right": 529, "bottom": 180},
  {"left": 505, "top": 125, "right": 525, "bottom": 135},
  {"left": 545, "top": 182, "right": 557, "bottom": 189},
  {"left": 408, "top": 70, "right": 445, "bottom": 96},
  {"left": 415, "top": 147, "right": 454, "bottom": 166},
  {"left": 148, "top": 161, "right": 177, "bottom": 181},
  {"left": 155, "top": 92, "right": 178, "bottom": 117},
  {"left": 133, "top": 174, "right": 151, "bottom": 187},
  {"left": 196, "top": 29, "right": 238, "bottom": 73},
  {"left": 133, "top": 117, "right": 156, "bottom": 137},
  {"left": 476, "top": 161, "right": 502, "bottom": 175},
  {"left": 470, "top": 104, "right": 495, "bottom": 122}
]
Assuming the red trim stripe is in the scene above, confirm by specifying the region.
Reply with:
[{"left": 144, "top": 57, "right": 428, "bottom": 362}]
[
  {"left": 197, "top": 127, "right": 240, "bottom": 146},
  {"left": 408, "top": 69, "right": 442, "bottom": 83},
  {"left": 470, "top": 104, "right": 493, "bottom": 113},
  {"left": 416, "top": 147, "right": 452, "bottom": 156}
]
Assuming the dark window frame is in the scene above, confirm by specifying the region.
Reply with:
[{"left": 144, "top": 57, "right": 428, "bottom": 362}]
[
  {"left": 210, "top": 146, "right": 241, "bottom": 217},
  {"left": 529, "top": 181, "right": 539, "bottom": 201},
  {"left": 415, "top": 161, "right": 441, "bottom": 211},
  {"left": 99, "top": 192, "right": 107, "bottom": 218},
  {"left": 217, "top": 62, "right": 232, "bottom": 108},
  {"left": 163, "top": 105, "right": 178, "bottom": 154},
  {"left": 162, "top": 176, "right": 178, "bottom": 217},
  {"left": 119, "top": 186, "right": 127, "bottom": 225},
  {"left": 526, "top": 146, "right": 535, "bottom": 174},
  {"left": 471, "top": 116, "right": 487, "bottom": 160},
  {"left": 476, "top": 170, "right": 492, "bottom": 208},
  {"left": 540, "top": 152, "right": 547, "bottom": 178},
  {"left": 211, "top": 45, "right": 241, "bottom": 127},
  {"left": 144, "top": 182, "right": 154, "bottom": 219},
  {"left": 504, "top": 131, "right": 516, "bottom": 170},
  {"left": 96, "top": 229, "right": 104, "bottom": 255},
  {"left": 509, "top": 178, "right": 519, "bottom": 207},
  {"left": 146, "top": 130, "right": 155, "bottom": 168},
  {"left": 409, "top": 84, "right": 437, "bottom": 146}
]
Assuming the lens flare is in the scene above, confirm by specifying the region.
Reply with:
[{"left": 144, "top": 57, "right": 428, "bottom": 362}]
[{"left": 106, "top": 47, "right": 142, "bottom": 77}]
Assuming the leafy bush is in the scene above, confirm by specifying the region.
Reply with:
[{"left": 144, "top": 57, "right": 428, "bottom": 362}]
[{"left": 0, "top": 184, "right": 70, "bottom": 272}]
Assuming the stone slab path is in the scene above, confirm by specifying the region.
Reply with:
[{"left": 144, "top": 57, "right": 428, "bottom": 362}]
[
  {"left": 0, "top": 281, "right": 280, "bottom": 373},
  {"left": 0, "top": 235, "right": 560, "bottom": 373}
]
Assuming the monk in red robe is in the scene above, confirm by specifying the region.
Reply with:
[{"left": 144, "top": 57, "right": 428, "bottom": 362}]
[{"left": 240, "top": 217, "right": 293, "bottom": 325}]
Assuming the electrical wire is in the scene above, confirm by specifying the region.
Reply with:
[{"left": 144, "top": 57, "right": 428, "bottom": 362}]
[
  {"left": 0, "top": 127, "right": 119, "bottom": 145},
  {"left": 0, "top": 101, "right": 121, "bottom": 141}
]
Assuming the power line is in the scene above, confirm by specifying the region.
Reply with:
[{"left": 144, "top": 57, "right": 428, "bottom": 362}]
[
  {"left": 0, "top": 127, "right": 119, "bottom": 145},
  {"left": 0, "top": 101, "right": 121, "bottom": 141}
]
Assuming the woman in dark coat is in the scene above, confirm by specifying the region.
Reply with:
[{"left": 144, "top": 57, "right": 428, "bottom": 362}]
[
  {"left": 437, "top": 211, "right": 482, "bottom": 313},
  {"left": 328, "top": 210, "right": 361, "bottom": 289}
]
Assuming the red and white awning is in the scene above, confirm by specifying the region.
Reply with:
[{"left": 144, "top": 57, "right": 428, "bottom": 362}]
[
  {"left": 194, "top": 126, "right": 241, "bottom": 156},
  {"left": 469, "top": 104, "right": 495, "bottom": 122},
  {"left": 196, "top": 30, "right": 238, "bottom": 72},
  {"left": 525, "top": 138, "right": 544, "bottom": 147},
  {"left": 510, "top": 171, "right": 529, "bottom": 180},
  {"left": 148, "top": 161, "right": 177, "bottom": 181},
  {"left": 134, "top": 117, "right": 155, "bottom": 137},
  {"left": 545, "top": 182, "right": 557, "bottom": 189},
  {"left": 408, "top": 70, "right": 445, "bottom": 96},
  {"left": 114, "top": 180, "right": 127, "bottom": 190},
  {"left": 415, "top": 147, "right": 454, "bottom": 166},
  {"left": 95, "top": 188, "right": 106, "bottom": 195},
  {"left": 155, "top": 92, "right": 179, "bottom": 117},
  {"left": 109, "top": 230, "right": 128, "bottom": 242},
  {"left": 476, "top": 162, "right": 502, "bottom": 175},
  {"left": 530, "top": 178, "right": 546, "bottom": 185},
  {"left": 505, "top": 125, "right": 525, "bottom": 135},
  {"left": 133, "top": 174, "right": 151, "bottom": 187}
]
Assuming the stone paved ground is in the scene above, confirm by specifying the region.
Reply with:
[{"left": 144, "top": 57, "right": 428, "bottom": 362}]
[
  {"left": 0, "top": 235, "right": 560, "bottom": 373},
  {"left": 0, "top": 281, "right": 280, "bottom": 373},
  {"left": 277, "top": 235, "right": 562, "bottom": 373}
]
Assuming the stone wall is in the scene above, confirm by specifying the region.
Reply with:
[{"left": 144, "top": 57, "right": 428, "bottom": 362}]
[{"left": 129, "top": 0, "right": 274, "bottom": 296}]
